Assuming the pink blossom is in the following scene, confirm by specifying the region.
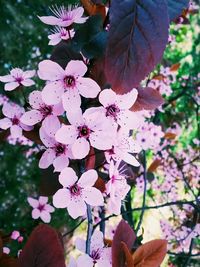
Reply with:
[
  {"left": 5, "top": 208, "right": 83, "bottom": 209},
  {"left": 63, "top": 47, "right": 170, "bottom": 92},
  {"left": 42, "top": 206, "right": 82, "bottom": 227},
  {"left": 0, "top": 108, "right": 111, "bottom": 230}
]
[
  {"left": 0, "top": 68, "right": 35, "bottom": 91},
  {"left": 0, "top": 102, "right": 32, "bottom": 138},
  {"left": 87, "top": 88, "right": 140, "bottom": 129},
  {"left": 38, "top": 59, "right": 100, "bottom": 111},
  {"left": 105, "top": 129, "right": 141, "bottom": 167},
  {"left": 20, "top": 90, "right": 64, "bottom": 130},
  {"left": 11, "top": 230, "right": 20, "bottom": 240},
  {"left": 39, "top": 120, "right": 71, "bottom": 172},
  {"left": 53, "top": 168, "right": 104, "bottom": 219},
  {"left": 76, "top": 231, "right": 112, "bottom": 267},
  {"left": 55, "top": 109, "right": 116, "bottom": 159},
  {"left": 106, "top": 161, "right": 130, "bottom": 215},
  {"left": 48, "top": 27, "right": 75, "bottom": 45},
  {"left": 38, "top": 5, "right": 87, "bottom": 27},
  {"left": 27, "top": 196, "right": 55, "bottom": 223},
  {"left": 3, "top": 247, "right": 10, "bottom": 254}
]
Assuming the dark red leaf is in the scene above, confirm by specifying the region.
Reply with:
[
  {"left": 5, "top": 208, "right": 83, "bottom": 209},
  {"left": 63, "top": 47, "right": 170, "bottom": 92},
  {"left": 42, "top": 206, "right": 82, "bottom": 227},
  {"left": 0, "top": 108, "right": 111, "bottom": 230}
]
[
  {"left": 0, "top": 254, "right": 19, "bottom": 267},
  {"left": 105, "top": 0, "right": 169, "bottom": 94},
  {"left": 131, "top": 87, "right": 164, "bottom": 111},
  {"left": 167, "top": 0, "right": 189, "bottom": 21},
  {"left": 112, "top": 219, "right": 136, "bottom": 267},
  {"left": 18, "top": 224, "right": 66, "bottom": 267}
]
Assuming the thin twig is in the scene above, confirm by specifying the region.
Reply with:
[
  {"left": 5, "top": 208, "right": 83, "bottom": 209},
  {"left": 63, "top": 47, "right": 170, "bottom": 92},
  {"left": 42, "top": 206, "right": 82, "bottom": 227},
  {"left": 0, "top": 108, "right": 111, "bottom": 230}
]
[
  {"left": 62, "top": 218, "right": 85, "bottom": 237},
  {"left": 86, "top": 204, "right": 93, "bottom": 255}
]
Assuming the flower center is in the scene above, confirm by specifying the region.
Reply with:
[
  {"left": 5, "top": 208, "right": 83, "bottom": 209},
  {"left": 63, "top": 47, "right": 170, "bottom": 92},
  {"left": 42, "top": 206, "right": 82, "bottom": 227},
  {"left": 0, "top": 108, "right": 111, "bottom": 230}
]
[
  {"left": 55, "top": 143, "right": 66, "bottom": 156},
  {"left": 106, "top": 104, "right": 120, "bottom": 119},
  {"left": 91, "top": 249, "right": 101, "bottom": 263},
  {"left": 64, "top": 75, "right": 76, "bottom": 88},
  {"left": 38, "top": 204, "right": 45, "bottom": 212},
  {"left": 69, "top": 184, "right": 81, "bottom": 196},
  {"left": 78, "top": 125, "right": 90, "bottom": 138},
  {"left": 40, "top": 105, "right": 53, "bottom": 117},
  {"left": 15, "top": 77, "right": 23, "bottom": 83},
  {"left": 12, "top": 116, "right": 19, "bottom": 125}
]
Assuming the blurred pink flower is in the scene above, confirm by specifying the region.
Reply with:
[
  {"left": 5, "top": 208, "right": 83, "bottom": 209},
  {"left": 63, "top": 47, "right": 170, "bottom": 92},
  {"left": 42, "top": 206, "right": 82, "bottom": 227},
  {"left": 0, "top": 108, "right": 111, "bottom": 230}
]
[
  {"left": 38, "top": 60, "right": 100, "bottom": 111},
  {"left": 20, "top": 90, "right": 64, "bottom": 130},
  {"left": 11, "top": 230, "right": 20, "bottom": 240},
  {"left": 0, "top": 68, "right": 35, "bottom": 91},
  {"left": 27, "top": 196, "right": 55, "bottom": 223},
  {"left": 0, "top": 102, "right": 32, "bottom": 138},
  {"left": 76, "top": 231, "right": 112, "bottom": 267},
  {"left": 53, "top": 168, "right": 104, "bottom": 219},
  {"left": 48, "top": 27, "right": 75, "bottom": 45},
  {"left": 38, "top": 5, "right": 87, "bottom": 27},
  {"left": 55, "top": 109, "right": 116, "bottom": 159},
  {"left": 3, "top": 247, "right": 10, "bottom": 254}
]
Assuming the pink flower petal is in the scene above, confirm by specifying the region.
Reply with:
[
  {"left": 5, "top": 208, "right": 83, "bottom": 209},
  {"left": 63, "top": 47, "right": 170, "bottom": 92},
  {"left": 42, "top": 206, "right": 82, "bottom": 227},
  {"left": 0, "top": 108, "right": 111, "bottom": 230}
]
[
  {"left": 116, "top": 88, "right": 138, "bottom": 109},
  {"left": 59, "top": 167, "right": 78, "bottom": 187},
  {"left": 39, "top": 149, "right": 56, "bottom": 169},
  {"left": 99, "top": 89, "right": 117, "bottom": 107},
  {"left": 45, "top": 204, "right": 55, "bottom": 213},
  {"left": 52, "top": 102, "right": 64, "bottom": 116},
  {"left": 29, "top": 90, "right": 43, "bottom": 109},
  {"left": 21, "top": 79, "right": 35, "bottom": 87},
  {"left": 40, "top": 210, "right": 51, "bottom": 223},
  {"left": 39, "top": 127, "right": 56, "bottom": 147},
  {"left": 75, "top": 238, "right": 86, "bottom": 253},
  {"left": 4, "top": 82, "right": 19, "bottom": 91},
  {"left": 53, "top": 188, "right": 70, "bottom": 208},
  {"left": 118, "top": 110, "right": 141, "bottom": 129},
  {"left": 83, "top": 187, "right": 104, "bottom": 206},
  {"left": 65, "top": 60, "right": 87, "bottom": 77},
  {"left": 0, "top": 118, "right": 12, "bottom": 129},
  {"left": 42, "top": 116, "right": 61, "bottom": 137},
  {"left": 55, "top": 125, "right": 77, "bottom": 145},
  {"left": 0, "top": 74, "right": 14, "bottom": 83},
  {"left": 122, "top": 152, "right": 140, "bottom": 167},
  {"left": 72, "top": 7, "right": 87, "bottom": 24},
  {"left": 42, "top": 81, "right": 64, "bottom": 105},
  {"left": 20, "top": 110, "right": 43, "bottom": 126},
  {"left": 66, "top": 108, "right": 84, "bottom": 126},
  {"left": 77, "top": 254, "right": 93, "bottom": 267},
  {"left": 62, "top": 89, "right": 81, "bottom": 112},
  {"left": 67, "top": 198, "right": 86, "bottom": 219},
  {"left": 11, "top": 231, "right": 20, "bottom": 240},
  {"left": 27, "top": 197, "right": 39, "bottom": 208},
  {"left": 39, "top": 196, "right": 48, "bottom": 205},
  {"left": 32, "top": 208, "right": 40, "bottom": 219},
  {"left": 19, "top": 122, "right": 33, "bottom": 132},
  {"left": 53, "top": 155, "right": 69, "bottom": 172},
  {"left": 10, "top": 125, "right": 22, "bottom": 138},
  {"left": 71, "top": 138, "right": 90, "bottom": 159},
  {"left": 23, "top": 70, "right": 36, "bottom": 79},
  {"left": 38, "top": 16, "right": 63, "bottom": 26},
  {"left": 48, "top": 33, "right": 61, "bottom": 46},
  {"left": 38, "top": 60, "right": 65, "bottom": 81},
  {"left": 77, "top": 77, "right": 101, "bottom": 98},
  {"left": 78, "top": 170, "right": 98, "bottom": 187},
  {"left": 91, "top": 231, "right": 104, "bottom": 250}
]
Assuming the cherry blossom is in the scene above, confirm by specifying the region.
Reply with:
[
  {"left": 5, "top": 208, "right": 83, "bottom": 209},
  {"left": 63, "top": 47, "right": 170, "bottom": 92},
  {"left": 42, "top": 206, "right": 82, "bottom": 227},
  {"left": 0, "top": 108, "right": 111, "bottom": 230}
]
[
  {"left": 38, "top": 5, "right": 87, "bottom": 27},
  {"left": 3, "top": 247, "right": 10, "bottom": 254},
  {"left": 0, "top": 68, "right": 35, "bottom": 91},
  {"left": 48, "top": 27, "right": 75, "bottom": 45},
  {"left": 76, "top": 231, "right": 112, "bottom": 267},
  {"left": 0, "top": 102, "right": 32, "bottom": 138},
  {"left": 86, "top": 88, "right": 140, "bottom": 129},
  {"left": 106, "top": 161, "right": 130, "bottom": 215},
  {"left": 11, "top": 230, "right": 20, "bottom": 240},
  {"left": 39, "top": 120, "right": 71, "bottom": 172},
  {"left": 27, "top": 196, "right": 55, "bottom": 223},
  {"left": 105, "top": 129, "right": 141, "bottom": 167},
  {"left": 53, "top": 168, "right": 104, "bottom": 219},
  {"left": 55, "top": 109, "right": 116, "bottom": 159},
  {"left": 20, "top": 90, "right": 64, "bottom": 130},
  {"left": 38, "top": 59, "right": 101, "bottom": 111}
]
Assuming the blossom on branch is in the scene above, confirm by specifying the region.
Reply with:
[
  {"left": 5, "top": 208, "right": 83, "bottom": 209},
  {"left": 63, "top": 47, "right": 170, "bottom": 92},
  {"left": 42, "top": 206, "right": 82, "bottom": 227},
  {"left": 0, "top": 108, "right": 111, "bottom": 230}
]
[{"left": 53, "top": 168, "right": 104, "bottom": 219}]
